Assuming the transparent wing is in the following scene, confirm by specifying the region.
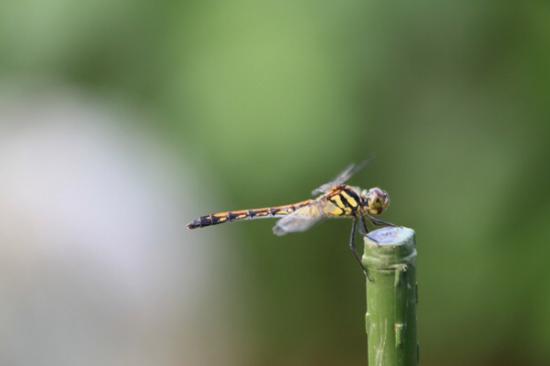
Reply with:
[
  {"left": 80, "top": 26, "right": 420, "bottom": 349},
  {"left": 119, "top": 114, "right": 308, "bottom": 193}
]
[
  {"left": 312, "top": 160, "right": 370, "bottom": 196},
  {"left": 272, "top": 203, "right": 325, "bottom": 236}
]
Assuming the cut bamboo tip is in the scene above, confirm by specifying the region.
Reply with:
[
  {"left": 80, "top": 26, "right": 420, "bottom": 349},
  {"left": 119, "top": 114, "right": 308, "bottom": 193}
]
[{"left": 362, "top": 226, "right": 416, "bottom": 270}]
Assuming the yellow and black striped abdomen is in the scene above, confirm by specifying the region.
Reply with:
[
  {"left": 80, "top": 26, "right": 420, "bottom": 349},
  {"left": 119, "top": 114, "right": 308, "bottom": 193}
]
[{"left": 186, "top": 199, "right": 312, "bottom": 229}]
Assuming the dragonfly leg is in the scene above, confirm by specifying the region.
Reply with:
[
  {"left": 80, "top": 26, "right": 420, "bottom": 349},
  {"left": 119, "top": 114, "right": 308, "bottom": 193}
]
[
  {"left": 349, "top": 218, "right": 372, "bottom": 280},
  {"left": 368, "top": 215, "right": 397, "bottom": 227},
  {"left": 359, "top": 215, "right": 370, "bottom": 235}
]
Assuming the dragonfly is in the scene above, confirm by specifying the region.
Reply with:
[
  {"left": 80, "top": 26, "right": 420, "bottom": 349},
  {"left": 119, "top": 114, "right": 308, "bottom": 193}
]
[{"left": 187, "top": 162, "right": 395, "bottom": 272}]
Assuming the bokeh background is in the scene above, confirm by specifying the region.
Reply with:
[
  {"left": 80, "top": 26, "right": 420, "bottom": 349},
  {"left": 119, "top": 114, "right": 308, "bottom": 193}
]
[{"left": 1, "top": 1, "right": 549, "bottom": 365}]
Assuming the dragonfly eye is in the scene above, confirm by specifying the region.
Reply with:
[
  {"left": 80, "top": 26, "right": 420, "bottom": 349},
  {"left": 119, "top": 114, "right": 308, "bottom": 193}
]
[{"left": 365, "top": 187, "right": 390, "bottom": 215}]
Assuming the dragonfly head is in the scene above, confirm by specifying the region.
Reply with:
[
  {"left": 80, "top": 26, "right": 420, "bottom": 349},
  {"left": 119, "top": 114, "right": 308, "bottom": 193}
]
[{"left": 361, "top": 187, "right": 390, "bottom": 215}]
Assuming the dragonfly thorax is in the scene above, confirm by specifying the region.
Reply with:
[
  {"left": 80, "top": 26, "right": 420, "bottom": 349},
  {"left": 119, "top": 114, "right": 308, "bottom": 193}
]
[{"left": 361, "top": 187, "right": 390, "bottom": 215}]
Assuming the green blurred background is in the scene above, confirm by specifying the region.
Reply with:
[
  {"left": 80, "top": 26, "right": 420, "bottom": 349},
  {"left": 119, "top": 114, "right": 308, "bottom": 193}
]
[{"left": 1, "top": 1, "right": 549, "bottom": 365}]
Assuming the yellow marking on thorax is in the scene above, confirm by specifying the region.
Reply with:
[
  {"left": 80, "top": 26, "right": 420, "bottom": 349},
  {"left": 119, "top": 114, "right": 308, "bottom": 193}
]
[
  {"left": 327, "top": 206, "right": 344, "bottom": 216},
  {"left": 340, "top": 191, "right": 358, "bottom": 207},
  {"left": 327, "top": 192, "right": 355, "bottom": 216},
  {"left": 330, "top": 194, "right": 346, "bottom": 210}
]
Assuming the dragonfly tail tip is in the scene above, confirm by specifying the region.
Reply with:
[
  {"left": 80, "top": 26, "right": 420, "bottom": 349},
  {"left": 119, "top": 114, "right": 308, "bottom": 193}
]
[{"left": 186, "top": 220, "right": 200, "bottom": 230}]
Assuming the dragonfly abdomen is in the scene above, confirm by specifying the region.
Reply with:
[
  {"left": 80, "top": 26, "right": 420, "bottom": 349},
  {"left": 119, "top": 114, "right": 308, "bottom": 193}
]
[{"left": 187, "top": 199, "right": 312, "bottom": 230}]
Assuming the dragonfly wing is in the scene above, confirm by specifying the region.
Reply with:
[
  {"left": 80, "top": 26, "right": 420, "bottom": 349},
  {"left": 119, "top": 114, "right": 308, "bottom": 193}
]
[
  {"left": 272, "top": 204, "right": 324, "bottom": 236},
  {"left": 311, "top": 160, "right": 370, "bottom": 195}
]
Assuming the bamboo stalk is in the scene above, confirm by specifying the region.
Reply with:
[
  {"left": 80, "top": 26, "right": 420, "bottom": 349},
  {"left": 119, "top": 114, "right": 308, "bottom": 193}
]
[{"left": 362, "top": 227, "right": 418, "bottom": 366}]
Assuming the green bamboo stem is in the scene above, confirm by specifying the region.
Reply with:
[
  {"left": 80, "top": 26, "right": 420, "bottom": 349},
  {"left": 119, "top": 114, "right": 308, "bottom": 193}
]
[{"left": 362, "top": 227, "right": 418, "bottom": 366}]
